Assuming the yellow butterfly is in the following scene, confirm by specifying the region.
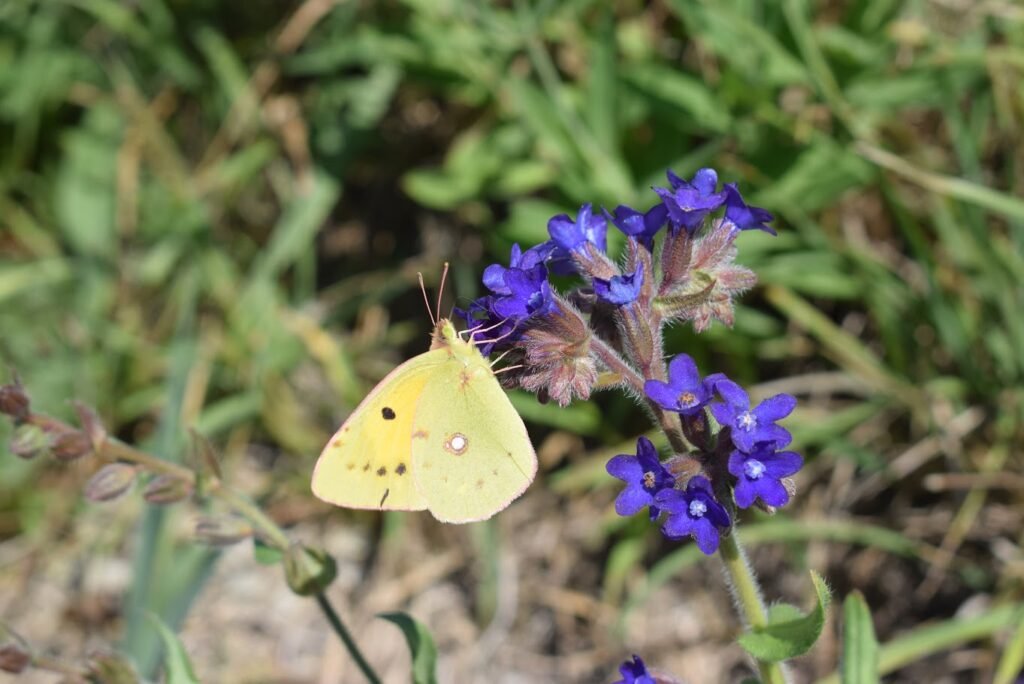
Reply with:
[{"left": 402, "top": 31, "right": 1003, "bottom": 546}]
[{"left": 311, "top": 285, "right": 536, "bottom": 523}]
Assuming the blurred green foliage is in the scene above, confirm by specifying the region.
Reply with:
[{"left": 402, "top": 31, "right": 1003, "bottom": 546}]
[{"left": 2, "top": 0, "right": 1023, "bottom": 679}]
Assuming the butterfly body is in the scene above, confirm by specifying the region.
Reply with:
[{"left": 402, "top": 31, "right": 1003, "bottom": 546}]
[{"left": 312, "top": 319, "right": 536, "bottom": 523}]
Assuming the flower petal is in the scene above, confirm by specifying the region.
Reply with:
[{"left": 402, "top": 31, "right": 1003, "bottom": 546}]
[
  {"left": 692, "top": 168, "right": 719, "bottom": 196},
  {"left": 755, "top": 478, "right": 790, "bottom": 507},
  {"left": 667, "top": 354, "right": 701, "bottom": 389},
  {"left": 482, "top": 263, "right": 509, "bottom": 294},
  {"left": 615, "top": 485, "right": 652, "bottom": 516},
  {"left": 715, "top": 379, "right": 749, "bottom": 409},
  {"left": 754, "top": 393, "right": 797, "bottom": 422},
  {"left": 763, "top": 450, "right": 803, "bottom": 478},
  {"left": 605, "top": 454, "right": 642, "bottom": 481},
  {"left": 733, "top": 478, "right": 757, "bottom": 509},
  {"left": 693, "top": 519, "right": 721, "bottom": 554},
  {"left": 644, "top": 379, "right": 680, "bottom": 411}
]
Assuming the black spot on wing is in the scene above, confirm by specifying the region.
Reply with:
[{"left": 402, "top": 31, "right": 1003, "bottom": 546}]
[
  {"left": 376, "top": 466, "right": 387, "bottom": 476},
  {"left": 382, "top": 407, "right": 396, "bottom": 420},
  {"left": 396, "top": 463, "right": 407, "bottom": 475}
]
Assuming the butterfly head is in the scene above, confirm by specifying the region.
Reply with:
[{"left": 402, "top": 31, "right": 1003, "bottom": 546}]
[{"left": 430, "top": 318, "right": 461, "bottom": 350}]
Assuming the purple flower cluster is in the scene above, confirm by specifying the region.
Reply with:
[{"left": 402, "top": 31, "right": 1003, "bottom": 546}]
[
  {"left": 460, "top": 168, "right": 772, "bottom": 343},
  {"left": 464, "top": 168, "right": 800, "bottom": 555}
]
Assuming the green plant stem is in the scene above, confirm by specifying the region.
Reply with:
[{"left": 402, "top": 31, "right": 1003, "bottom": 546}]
[
  {"left": 718, "top": 532, "right": 788, "bottom": 684},
  {"left": 315, "top": 593, "right": 382, "bottom": 684},
  {"left": 19, "top": 409, "right": 381, "bottom": 682}
]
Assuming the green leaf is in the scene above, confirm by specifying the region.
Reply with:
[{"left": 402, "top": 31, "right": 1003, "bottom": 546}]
[
  {"left": 841, "top": 591, "right": 879, "bottom": 684},
  {"left": 254, "top": 171, "right": 340, "bottom": 281},
  {"left": 378, "top": 612, "right": 438, "bottom": 684},
  {"left": 992, "top": 610, "right": 1024, "bottom": 684},
  {"left": 148, "top": 615, "right": 199, "bottom": 684},
  {"left": 738, "top": 571, "right": 831, "bottom": 662},
  {"left": 622, "top": 63, "right": 731, "bottom": 133},
  {"left": 253, "top": 537, "right": 283, "bottom": 566}
]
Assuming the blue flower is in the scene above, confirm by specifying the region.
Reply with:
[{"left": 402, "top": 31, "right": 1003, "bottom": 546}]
[
  {"left": 455, "top": 296, "right": 518, "bottom": 356},
  {"left": 548, "top": 204, "right": 608, "bottom": 272},
  {"left": 490, "top": 264, "right": 555, "bottom": 320},
  {"left": 606, "top": 436, "right": 675, "bottom": 521},
  {"left": 729, "top": 443, "right": 803, "bottom": 509},
  {"left": 604, "top": 203, "right": 668, "bottom": 250},
  {"left": 593, "top": 263, "right": 644, "bottom": 306},
  {"left": 656, "top": 475, "right": 731, "bottom": 554},
  {"left": 723, "top": 183, "right": 775, "bottom": 235},
  {"left": 482, "top": 242, "right": 554, "bottom": 294},
  {"left": 654, "top": 168, "right": 726, "bottom": 234},
  {"left": 710, "top": 379, "right": 796, "bottom": 453},
  {"left": 643, "top": 354, "right": 713, "bottom": 416},
  {"left": 613, "top": 655, "right": 656, "bottom": 684},
  {"left": 458, "top": 243, "right": 558, "bottom": 355}
]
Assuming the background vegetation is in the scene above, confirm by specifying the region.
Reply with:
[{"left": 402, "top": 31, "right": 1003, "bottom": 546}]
[{"left": 1, "top": 0, "right": 1022, "bottom": 681}]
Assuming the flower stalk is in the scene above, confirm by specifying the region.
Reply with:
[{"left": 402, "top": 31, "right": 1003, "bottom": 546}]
[{"left": 463, "top": 167, "right": 803, "bottom": 680}]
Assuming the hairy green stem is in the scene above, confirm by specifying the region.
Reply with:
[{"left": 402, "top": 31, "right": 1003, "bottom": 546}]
[
  {"left": 589, "top": 335, "right": 689, "bottom": 453},
  {"left": 315, "top": 593, "right": 382, "bottom": 684},
  {"left": 719, "top": 531, "right": 788, "bottom": 684}
]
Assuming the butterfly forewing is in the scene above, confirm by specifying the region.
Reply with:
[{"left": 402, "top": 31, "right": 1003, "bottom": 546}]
[
  {"left": 410, "top": 347, "right": 537, "bottom": 523},
  {"left": 312, "top": 351, "right": 450, "bottom": 512}
]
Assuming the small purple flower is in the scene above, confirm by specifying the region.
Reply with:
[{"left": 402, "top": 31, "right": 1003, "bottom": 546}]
[
  {"left": 644, "top": 354, "right": 713, "bottom": 416},
  {"left": 723, "top": 183, "right": 776, "bottom": 235},
  {"left": 710, "top": 379, "right": 796, "bottom": 453},
  {"left": 548, "top": 204, "right": 608, "bottom": 273},
  {"left": 604, "top": 203, "right": 668, "bottom": 250},
  {"left": 606, "top": 436, "right": 674, "bottom": 520},
  {"left": 656, "top": 476, "right": 731, "bottom": 554},
  {"left": 482, "top": 242, "right": 554, "bottom": 294},
  {"left": 729, "top": 443, "right": 803, "bottom": 509},
  {"left": 593, "top": 263, "right": 644, "bottom": 306},
  {"left": 613, "top": 655, "right": 656, "bottom": 684},
  {"left": 654, "top": 168, "right": 726, "bottom": 234},
  {"left": 490, "top": 264, "right": 555, "bottom": 321}
]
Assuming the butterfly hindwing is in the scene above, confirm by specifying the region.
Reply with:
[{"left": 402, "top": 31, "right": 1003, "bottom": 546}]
[
  {"left": 311, "top": 350, "right": 450, "bottom": 512},
  {"left": 410, "top": 344, "right": 537, "bottom": 523}
]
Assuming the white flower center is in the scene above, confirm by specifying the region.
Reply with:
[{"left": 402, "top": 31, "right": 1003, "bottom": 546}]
[
  {"left": 744, "top": 459, "right": 766, "bottom": 480},
  {"left": 738, "top": 411, "right": 757, "bottom": 431},
  {"left": 688, "top": 499, "right": 707, "bottom": 518},
  {"left": 642, "top": 471, "right": 656, "bottom": 490}
]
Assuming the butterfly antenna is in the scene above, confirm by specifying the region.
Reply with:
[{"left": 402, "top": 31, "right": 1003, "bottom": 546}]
[
  {"left": 467, "top": 316, "right": 513, "bottom": 341},
  {"left": 436, "top": 262, "right": 450, "bottom": 322},
  {"left": 493, "top": 364, "right": 523, "bottom": 375},
  {"left": 417, "top": 271, "right": 437, "bottom": 326},
  {"left": 472, "top": 320, "right": 519, "bottom": 347}
]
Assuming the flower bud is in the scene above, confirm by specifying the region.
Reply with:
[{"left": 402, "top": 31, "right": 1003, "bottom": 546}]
[
  {"left": 73, "top": 402, "right": 107, "bottom": 453},
  {"left": 284, "top": 544, "right": 337, "bottom": 596},
  {"left": 9, "top": 424, "right": 52, "bottom": 460},
  {"left": 194, "top": 515, "right": 252, "bottom": 547},
  {"left": 660, "top": 221, "right": 756, "bottom": 332},
  {"left": 52, "top": 430, "right": 92, "bottom": 462},
  {"left": 86, "top": 650, "right": 140, "bottom": 684},
  {"left": 0, "top": 380, "right": 30, "bottom": 422},
  {"left": 517, "top": 300, "right": 597, "bottom": 407},
  {"left": 84, "top": 464, "right": 137, "bottom": 502},
  {"left": 0, "top": 622, "right": 31, "bottom": 673},
  {"left": 142, "top": 474, "right": 192, "bottom": 505}
]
